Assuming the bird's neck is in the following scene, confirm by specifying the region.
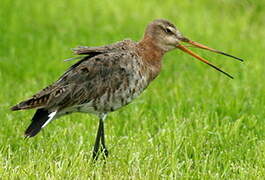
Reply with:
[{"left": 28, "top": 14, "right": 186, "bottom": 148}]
[
  {"left": 137, "top": 35, "right": 166, "bottom": 81},
  {"left": 137, "top": 35, "right": 166, "bottom": 63}
]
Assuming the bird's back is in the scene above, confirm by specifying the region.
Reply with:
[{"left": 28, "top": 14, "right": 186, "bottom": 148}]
[{"left": 11, "top": 39, "right": 151, "bottom": 116}]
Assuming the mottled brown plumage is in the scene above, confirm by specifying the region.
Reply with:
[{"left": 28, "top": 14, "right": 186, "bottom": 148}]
[{"left": 11, "top": 19, "right": 243, "bottom": 160}]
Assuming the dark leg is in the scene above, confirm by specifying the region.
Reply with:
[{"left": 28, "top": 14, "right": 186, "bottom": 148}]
[
  {"left": 100, "top": 119, "right": 108, "bottom": 158},
  {"left": 92, "top": 117, "right": 103, "bottom": 160},
  {"left": 92, "top": 113, "right": 108, "bottom": 161}
]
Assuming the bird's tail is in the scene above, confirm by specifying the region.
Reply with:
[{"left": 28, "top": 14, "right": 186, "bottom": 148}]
[
  {"left": 25, "top": 109, "right": 57, "bottom": 138},
  {"left": 10, "top": 95, "right": 49, "bottom": 111}
]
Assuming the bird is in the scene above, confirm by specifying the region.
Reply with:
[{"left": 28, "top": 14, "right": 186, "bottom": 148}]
[{"left": 11, "top": 19, "right": 243, "bottom": 160}]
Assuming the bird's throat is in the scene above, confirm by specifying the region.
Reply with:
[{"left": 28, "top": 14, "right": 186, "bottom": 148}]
[
  {"left": 137, "top": 36, "right": 165, "bottom": 81},
  {"left": 137, "top": 36, "right": 165, "bottom": 64}
]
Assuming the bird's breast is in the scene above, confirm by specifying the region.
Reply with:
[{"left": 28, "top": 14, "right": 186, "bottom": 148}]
[
  {"left": 76, "top": 57, "right": 151, "bottom": 114},
  {"left": 92, "top": 69, "right": 149, "bottom": 112}
]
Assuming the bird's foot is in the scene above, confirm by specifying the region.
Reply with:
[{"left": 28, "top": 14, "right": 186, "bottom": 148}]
[{"left": 92, "top": 146, "right": 109, "bottom": 161}]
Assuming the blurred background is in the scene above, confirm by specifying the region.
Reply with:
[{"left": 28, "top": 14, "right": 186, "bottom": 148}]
[{"left": 1, "top": 0, "right": 265, "bottom": 178}]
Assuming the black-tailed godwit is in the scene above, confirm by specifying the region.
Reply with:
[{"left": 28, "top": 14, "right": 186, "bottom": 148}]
[{"left": 11, "top": 19, "right": 243, "bottom": 160}]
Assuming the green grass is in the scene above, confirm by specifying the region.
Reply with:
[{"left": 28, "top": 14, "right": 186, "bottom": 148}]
[{"left": 1, "top": 0, "right": 265, "bottom": 179}]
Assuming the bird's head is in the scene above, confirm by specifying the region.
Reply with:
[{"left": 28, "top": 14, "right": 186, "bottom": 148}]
[
  {"left": 144, "top": 19, "right": 183, "bottom": 52},
  {"left": 144, "top": 19, "right": 243, "bottom": 79}
]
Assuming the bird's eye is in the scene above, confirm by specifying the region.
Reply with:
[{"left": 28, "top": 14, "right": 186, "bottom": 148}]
[{"left": 165, "top": 27, "right": 173, "bottom": 34}]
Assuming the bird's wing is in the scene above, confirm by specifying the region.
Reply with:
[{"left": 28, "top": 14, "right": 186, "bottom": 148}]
[
  {"left": 62, "top": 39, "right": 135, "bottom": 83},
  {"left": 71, "top": 39, "right": 133, "bottom": 55},
  {"left": 11, "top": 50, "right": 136, "bottom": 111}
]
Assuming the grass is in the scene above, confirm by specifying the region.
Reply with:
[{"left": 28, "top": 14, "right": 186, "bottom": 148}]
[{"left": 1, "top": 0, "right": 265, "bottom": 179}]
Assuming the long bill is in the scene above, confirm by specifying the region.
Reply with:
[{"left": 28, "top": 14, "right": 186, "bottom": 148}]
[
  {"left": 176, "top": 44, "right": 234, "bottom": 79},
  {"left": 180, "top": 38, "right": 244, "bottom": 62}
]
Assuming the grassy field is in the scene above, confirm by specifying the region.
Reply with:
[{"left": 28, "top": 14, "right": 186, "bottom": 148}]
[{"left": 1, "top": 0, "right": 265, "bottom": 179}]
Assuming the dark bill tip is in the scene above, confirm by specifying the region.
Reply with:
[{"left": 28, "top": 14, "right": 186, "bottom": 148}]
[
  {"left": 207, "top": 63, "right": 234, "bottom": 79},
  {"left": 217, "top": 51, "right": 244, "bottom": 62}
]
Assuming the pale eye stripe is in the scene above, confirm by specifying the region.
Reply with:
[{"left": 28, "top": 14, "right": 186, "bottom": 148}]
[{"left": 167, "top": 26, "right": 175, "bottom": 32}]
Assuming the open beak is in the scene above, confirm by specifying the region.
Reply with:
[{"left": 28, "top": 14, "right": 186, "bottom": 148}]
[{"left": 176, "top": 37, "right": 243, "bottom": 79}]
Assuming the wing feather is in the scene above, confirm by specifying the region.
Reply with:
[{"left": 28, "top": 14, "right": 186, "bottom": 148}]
[{"left": 11, "top": 49, "right": 135, "bottom": 111}]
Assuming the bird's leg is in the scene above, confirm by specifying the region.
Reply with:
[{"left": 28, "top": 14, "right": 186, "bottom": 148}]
[
  {"left": 100, "top": 117, "right": 108, "bottom": 159},
  {"left": 92, "top": 118, "right": 102, "bottom": 161},
  {"left": 92, "top": 113, "right": 108, "bottom": 161}
]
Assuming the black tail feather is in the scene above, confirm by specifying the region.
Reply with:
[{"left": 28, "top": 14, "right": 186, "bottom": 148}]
[{"left": 25, "top": 109, "right": 49, "bottom": 138}]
